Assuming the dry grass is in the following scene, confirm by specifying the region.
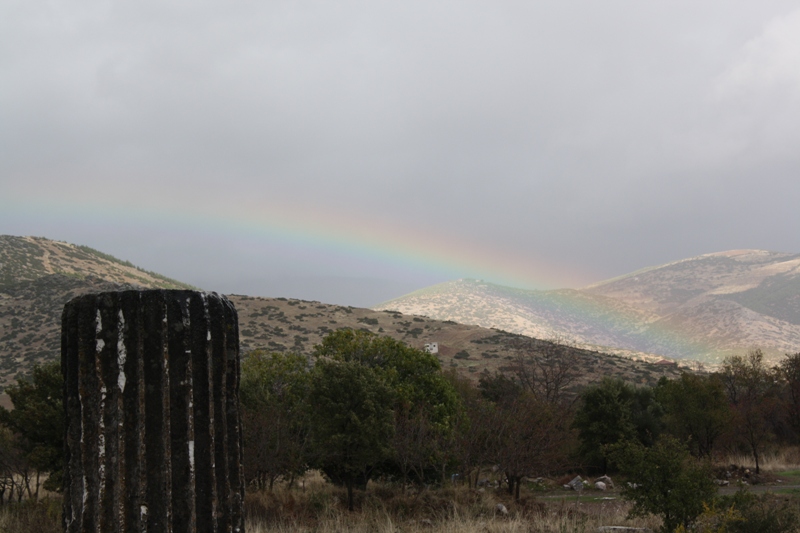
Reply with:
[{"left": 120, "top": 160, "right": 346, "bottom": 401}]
[
  {"left": 0, "top": 473, "right": 662, "bottom": 533},
  {"left": 244, "top": 474, "right": 661, "bottom": 533},
  {"left": 0, "top": 498, "right": 61, "bottom": 533},
  {"left": 718, "top": 446, "right": 800, "bottom": 472}
]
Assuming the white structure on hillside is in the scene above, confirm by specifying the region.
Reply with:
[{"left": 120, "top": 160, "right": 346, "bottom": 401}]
[{"left": 424, "top": 342, "right": 438, "bottom": 354}]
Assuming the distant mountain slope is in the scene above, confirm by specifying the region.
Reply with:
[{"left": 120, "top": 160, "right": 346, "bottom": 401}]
[
  {"left": 376, "top": 250, "right": 800, "bottom": 363},
  {"left": 0, "top": 235, "right": 195, "bottom": 291},
  {"left": 0, "top": 235, "right": 686, "bottom": 391},
  {"left": 225, "top": 294, "right": 686, "bottom": 393},
  {"left": 0, "top": 235, "right": 195, "bottom": 388}
]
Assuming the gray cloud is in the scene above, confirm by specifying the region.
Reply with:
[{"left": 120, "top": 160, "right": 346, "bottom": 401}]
[{"left": 2, "top": 0, "right": 800, "bottom": 304}]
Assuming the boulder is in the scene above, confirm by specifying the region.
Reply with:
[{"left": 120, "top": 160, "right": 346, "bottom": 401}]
[
  {"left": 595, "top": 481, "right": 607, "bottom": 491},
  {"left": 565, "top": 475, "right": 585, "bottom": 491},
  {"left": 594, "top": 475, "right": 614, "bottom": 489}
]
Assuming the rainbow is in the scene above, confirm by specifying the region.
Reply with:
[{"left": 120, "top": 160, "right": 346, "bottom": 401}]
[
  {"left": 1, "top": 195, "right": 591, "bottom": 289},
  {"left": 2, "top": 196, "right": 714, "bottom": 361}
]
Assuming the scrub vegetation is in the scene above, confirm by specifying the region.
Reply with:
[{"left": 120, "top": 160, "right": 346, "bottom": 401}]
[
  {"left": 6, "top": 337, "right": 800, "bottom": 532},
  {"left": 4, "top": 237, "right": 800, "bottom": 531}
]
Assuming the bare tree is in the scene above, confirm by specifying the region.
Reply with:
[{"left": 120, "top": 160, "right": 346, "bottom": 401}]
[
  {"left": 778, "top": 352, "right": 800, "bottom": 440},
  {"left": 720, "top": 350, "right": 781, "bottom": 474},
  {"left": 489, "top": 393, "right": 575, "bottom": 500},
  {"left": 444, "top": 370, "right": 496, "bottom": 489},
  {"left": 392, "top": 411, "right": 436, "bottom": 493},
  {"left": 507, "top": 336, "right": 583, "bottom": 406}
]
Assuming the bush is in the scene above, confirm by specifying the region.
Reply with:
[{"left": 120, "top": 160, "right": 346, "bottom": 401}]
[
  {"left": 688, "top": 490, "right": 800, "bottom": 533},
  {"left": 606, "top": 436, "right": 717, "bottom": 533}
]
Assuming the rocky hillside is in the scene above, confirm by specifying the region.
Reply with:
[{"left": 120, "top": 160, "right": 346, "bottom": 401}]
[
  {"left": 0, "top": 236, "right": 194, "bottom": 388},
  {"left": 376, "top": 250, "right": 800, "bottom": 364},
  {"left": 0, "top": 235, "right": 686, "bottom": 391}
]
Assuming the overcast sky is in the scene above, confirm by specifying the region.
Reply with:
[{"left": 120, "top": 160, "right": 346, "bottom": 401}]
[{"left": 2, "top": 1, "right": 800, "bottom": 307}]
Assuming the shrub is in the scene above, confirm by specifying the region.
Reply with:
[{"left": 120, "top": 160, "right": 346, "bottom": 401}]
[
  {"left": 688, "top": 490, "right": 800, "bottom": 533},
  {"left": 606, "top": 436, "right": 717, "bottom": 533}
]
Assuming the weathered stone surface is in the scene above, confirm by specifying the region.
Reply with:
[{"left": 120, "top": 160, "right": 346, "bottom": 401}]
[
  {"left": 594, "top": 475, "right": 614, "bottom": 489},
  {"left": 564, "top": 475, "right": 585, "bottom": 490},
  {"left": 62, "top": 290, "right": 243, "bottom": 533}
]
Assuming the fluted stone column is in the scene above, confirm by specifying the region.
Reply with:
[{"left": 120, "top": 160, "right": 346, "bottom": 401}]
[{"left": 61, "top": 290, "right": 244, "bottom": 533}]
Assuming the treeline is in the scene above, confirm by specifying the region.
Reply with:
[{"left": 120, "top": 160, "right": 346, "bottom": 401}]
[
  {"left": 1, "top": 331, "right": 799, "bottom": 519},
  {"left": 242, "top": 333, "right": 800, "bottom": 499},
  {"left": 0, "top": 363, "right": 62, "bottom": 504}
]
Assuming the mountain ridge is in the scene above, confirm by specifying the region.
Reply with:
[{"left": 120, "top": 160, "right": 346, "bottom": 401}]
[
  {"left": 376, "top": 250, "right": 800, "bottom": 363},
  {"left": 0, "top": 234, "right": 688, "bottom": 391}
]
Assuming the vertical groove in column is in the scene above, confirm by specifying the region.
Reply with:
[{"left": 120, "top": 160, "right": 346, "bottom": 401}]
[
  {"left": 207, "top": 294, "right": 230, "bottom": 533},
  {"left": 168, "top": 295, "right": 196, "bottom": 533},
  {"left": 63, "top": 290, "right": 241, "bottom": 533},
  {"left": 62, "top": 299, "right": 82, "bottom": 533},
  {"left": 142, "top": 291, "right": 171, "bottom": 533},
  {"left": 97, "top": 293, "right": 122, "bottom": 533},
  {"left": 190, "top": 293, "right": 216, "bottom": 533},
  {"left": 120, "top": 291, "right": 145, "bottom": 533},
  {"left": 223, "top": 298, "right": 243, "bottom": 533},
  {"left": 79, "top": 293, "right": 100, "bottom": 533}
]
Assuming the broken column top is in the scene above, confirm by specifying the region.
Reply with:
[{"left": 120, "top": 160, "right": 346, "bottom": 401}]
[{"left": 62, "top": 289, "right": 243, "bottom": 533}]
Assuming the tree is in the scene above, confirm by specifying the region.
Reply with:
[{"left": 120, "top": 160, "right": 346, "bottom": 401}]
[
  {"left": 0, "top": 361, "right": 64, "bottom": 493},
  {"left": 656, "top": 373, "right": 731, "bottom": 459},
  {"left": 490, "top": 393, "right": 574, "bottom": 500},
  {"left": 446, "top": 370, "right": 497, "bottom": 489},
  {"left": 572, "top": 378, "right": 663, "bottom": 472},
  {"left": 778, "top": 352, "right": 800, "bottom": 441},
  {"left": 240, "top": 350, "right": 311, "bottom": 490},
  {"left": 391, "top": 410, "right": 437, "bottom": 492},
  {"left": 606, "top": 436, "right": 717, "bottom": 533},
  {"left": 720, "top": 350, "right": 781, "bottom": 473},
  {"left": 478, "top": 372, "right": 522, "bottom": 405},
  {"left": 0, "top": 426, "right": 29, "bottom": 503},
  {"left": 314, "top": 330, "right": 460, "bottom": 423},
  {"left": 308, "top": 359, "right": 394, "bottom": 511},
  {"left": 314, "top": 329, "right": 462, "bottom": 487},
  {"left": 507, "top": 336, "right": 582, "bottom": 406}
]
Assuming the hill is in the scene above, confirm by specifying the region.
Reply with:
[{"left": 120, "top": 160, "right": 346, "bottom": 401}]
[
  {"left": 376, "top": 250, "right": 800, "bottom": 363},
  {"left": 0, "top": 235, "right": 685, "bottom": 391},
  {"left": 0, "top": 235, "right": 195, "bottom": 388}
]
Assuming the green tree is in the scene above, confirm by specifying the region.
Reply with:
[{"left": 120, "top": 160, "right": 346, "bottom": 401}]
[
  {"left": 240, "top": 350, "right": 311, "bottom": 490},
  {"left": 607, "top": 436, "right": 717, "bottom": 533},
  {"left": 0, "top": 361, "right": 64, "bottom": 493},
  {"left": 314, "top": 329, "right": 462, "bottom": 485},
  {"left": 314, "top": 330, "right": 460, "bottom": 424},
  {"left": 656, "top": 373, "right": 731, "bottom": 459},
  {"left": 309, "top": 359, "right": 394, "bottom": 511},
  {"left": 572, "top": 378, "right": 663, "bottom": 472}
]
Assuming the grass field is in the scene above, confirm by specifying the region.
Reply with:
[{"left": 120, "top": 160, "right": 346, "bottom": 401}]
[{"left": 8, "top": 461, "right": 800, "bottom": 533}]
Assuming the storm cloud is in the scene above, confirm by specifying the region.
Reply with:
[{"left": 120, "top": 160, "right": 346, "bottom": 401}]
[{"left": 2, "top": 1, "right": 800, "bottom": 306}]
